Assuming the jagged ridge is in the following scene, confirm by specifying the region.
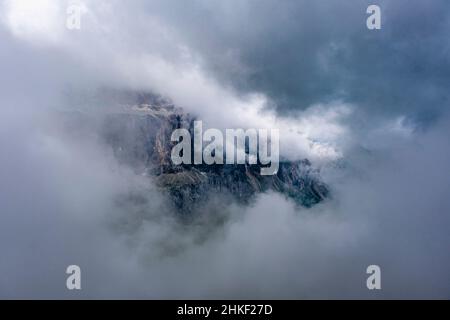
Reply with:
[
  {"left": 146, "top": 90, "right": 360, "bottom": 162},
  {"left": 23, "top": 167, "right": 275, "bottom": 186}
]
[{"left": 99, "top": 99, "right": 328, "bottom": 213}]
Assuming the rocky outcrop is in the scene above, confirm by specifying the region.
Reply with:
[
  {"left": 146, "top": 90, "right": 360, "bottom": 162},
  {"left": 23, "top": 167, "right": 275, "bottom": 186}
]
[{"left": 98, "top": 99, "right": 328, "bottom": 213}]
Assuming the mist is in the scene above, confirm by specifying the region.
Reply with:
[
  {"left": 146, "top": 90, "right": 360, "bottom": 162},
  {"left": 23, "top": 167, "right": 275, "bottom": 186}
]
[{"left": 0, "top": 0, "right": 449, "bottom": 299}]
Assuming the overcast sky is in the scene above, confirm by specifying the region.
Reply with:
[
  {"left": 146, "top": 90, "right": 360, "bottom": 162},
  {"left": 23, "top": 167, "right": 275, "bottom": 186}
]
[{"left": 0, "top": 0, "right": 449, "bottom": 298}]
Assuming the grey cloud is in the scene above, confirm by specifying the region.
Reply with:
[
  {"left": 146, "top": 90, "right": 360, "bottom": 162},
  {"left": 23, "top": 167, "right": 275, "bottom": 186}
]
[
  {"left": 1, "top": 112, "right": 450, "bottom": 298},
  {"left": 0, "top": 0, "right": 449, "bottom": 299},
  {"left": 139, "top": 0, "right": 450, "bottom": 124}
]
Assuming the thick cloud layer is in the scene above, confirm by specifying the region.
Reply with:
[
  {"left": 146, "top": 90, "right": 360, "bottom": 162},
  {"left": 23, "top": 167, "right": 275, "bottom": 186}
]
[{"left": 0, "top": 0, "right": 449, "bottom": 298}]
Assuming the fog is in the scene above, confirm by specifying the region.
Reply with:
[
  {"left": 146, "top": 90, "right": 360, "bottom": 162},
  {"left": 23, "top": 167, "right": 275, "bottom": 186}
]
[{"left": 0, "top": 0, "right": 449, "bottom": 298}]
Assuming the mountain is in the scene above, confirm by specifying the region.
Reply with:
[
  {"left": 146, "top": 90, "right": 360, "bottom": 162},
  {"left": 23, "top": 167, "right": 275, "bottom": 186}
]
[{"left": 58, "top": 91, "right": 328, "bottom": 213}]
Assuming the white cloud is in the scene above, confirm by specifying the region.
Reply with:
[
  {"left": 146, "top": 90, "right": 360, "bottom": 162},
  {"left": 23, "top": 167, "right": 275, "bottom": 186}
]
[
  {"left": 0, "top": 0, "right": 449, "bottom": 299},
  {"left": 2, "top": 0, "right": 65, "bottom": 44},
  {"left": 1, "top": 0, "right": 351, "bottom": 163}
]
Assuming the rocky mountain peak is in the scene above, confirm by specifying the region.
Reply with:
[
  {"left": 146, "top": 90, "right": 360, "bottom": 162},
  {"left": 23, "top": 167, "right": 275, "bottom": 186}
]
[{"left": 99, "top": 99, "right": 328, "bottom": 213}]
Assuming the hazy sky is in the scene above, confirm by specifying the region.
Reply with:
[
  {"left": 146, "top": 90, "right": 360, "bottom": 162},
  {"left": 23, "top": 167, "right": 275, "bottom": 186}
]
[{"left": 0, "top": 0, "right": 449, "bottom": 298}]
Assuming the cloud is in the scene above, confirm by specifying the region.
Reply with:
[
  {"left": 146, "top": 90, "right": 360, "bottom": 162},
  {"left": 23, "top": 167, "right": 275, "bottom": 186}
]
[
  {"left": 2, "top": 0, "right": 64, "bottom": 44},
  {"left": 1, "top": 111, "right": 449, "bottom": 298},
  {"left": 1, "top": 0, "right": 356, "bottom": 161},
  {"left": 0, "top": 0, "right": 449, "bottom": 299}
]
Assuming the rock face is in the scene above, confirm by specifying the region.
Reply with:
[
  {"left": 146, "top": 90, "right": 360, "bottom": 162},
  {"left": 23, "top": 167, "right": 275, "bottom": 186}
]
[{"left": 98, "top": 98, "right": 328, "bottom": 213}]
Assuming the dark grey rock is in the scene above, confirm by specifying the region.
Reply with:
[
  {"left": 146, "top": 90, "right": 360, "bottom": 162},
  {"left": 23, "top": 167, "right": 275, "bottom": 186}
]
[{"left": 99, "top": 103, "right": 328, "bottom": 213}]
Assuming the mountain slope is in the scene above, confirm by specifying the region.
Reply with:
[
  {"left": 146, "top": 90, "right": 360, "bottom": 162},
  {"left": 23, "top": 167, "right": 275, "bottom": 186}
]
[{"left": 98, "top": 100, "right": 328, "bottom": 213}]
